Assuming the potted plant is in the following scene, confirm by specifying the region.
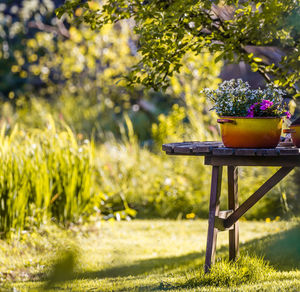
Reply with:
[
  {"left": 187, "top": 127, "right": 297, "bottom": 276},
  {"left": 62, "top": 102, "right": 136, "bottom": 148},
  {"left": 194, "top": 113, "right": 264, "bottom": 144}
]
[{"left": 203, "top": 79, "right": 291, "bottom": 148}]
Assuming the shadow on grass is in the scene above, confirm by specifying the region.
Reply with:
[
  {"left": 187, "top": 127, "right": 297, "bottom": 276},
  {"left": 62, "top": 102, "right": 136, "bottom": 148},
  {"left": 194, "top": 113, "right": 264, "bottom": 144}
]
[
  {"left": 42, "top": 223, "right": 300, "bottom": 289},
  {"left": 75, "top": 250, "right": 207, "bottom": 279},
  {"left": 42, "top": 249, "right": 210, "bottom": 290},
  {"left": 75, "top": 224, "right": 299, "bottom": 280},
  {"left": 243, "top": 223, "right": 300, "bottom": 271}
]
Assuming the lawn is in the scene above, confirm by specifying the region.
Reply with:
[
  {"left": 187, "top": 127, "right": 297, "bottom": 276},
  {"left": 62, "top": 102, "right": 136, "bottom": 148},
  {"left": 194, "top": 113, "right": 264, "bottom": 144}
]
[{"left": 1, "top": 219, "right": 299, "bottom": 291}]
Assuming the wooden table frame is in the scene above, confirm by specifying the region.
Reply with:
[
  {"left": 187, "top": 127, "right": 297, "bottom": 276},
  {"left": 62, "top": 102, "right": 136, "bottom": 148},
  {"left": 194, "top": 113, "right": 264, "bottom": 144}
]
[{"left": 162, "top": 141, "right": 299, "bottom": 273}]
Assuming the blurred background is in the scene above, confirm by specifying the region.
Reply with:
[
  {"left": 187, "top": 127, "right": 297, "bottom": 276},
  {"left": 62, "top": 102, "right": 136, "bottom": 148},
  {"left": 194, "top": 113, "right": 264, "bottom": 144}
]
[{"left": 0, "top": 0, "right": 299, "bottom": 238}]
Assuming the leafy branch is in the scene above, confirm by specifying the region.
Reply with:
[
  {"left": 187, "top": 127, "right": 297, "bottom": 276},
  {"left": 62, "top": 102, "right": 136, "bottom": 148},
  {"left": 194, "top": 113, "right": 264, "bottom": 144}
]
[{"left": 56, "top": 0, "right": 300, "bottom": 95}]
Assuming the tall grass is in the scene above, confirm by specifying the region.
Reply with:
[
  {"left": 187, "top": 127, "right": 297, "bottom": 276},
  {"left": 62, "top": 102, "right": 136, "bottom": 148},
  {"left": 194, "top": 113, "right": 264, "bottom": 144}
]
[{"left": 0, "top": 119, "right": 95, "bottom": 237}]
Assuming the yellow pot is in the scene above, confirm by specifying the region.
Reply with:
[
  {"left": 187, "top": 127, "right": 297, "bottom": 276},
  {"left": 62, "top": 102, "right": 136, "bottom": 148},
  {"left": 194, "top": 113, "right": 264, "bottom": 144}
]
[{"left": 217, "top": 117, "right": 283, "bottom": 148}]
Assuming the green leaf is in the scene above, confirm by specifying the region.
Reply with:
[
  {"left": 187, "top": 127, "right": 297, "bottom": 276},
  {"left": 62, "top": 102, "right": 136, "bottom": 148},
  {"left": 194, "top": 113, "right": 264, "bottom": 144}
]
[
  {"left": 253, "top": 57, "right": 262, "bottom": 62},
  {"left": 251, "top": 62, "right": 258, "bottom": 72}
]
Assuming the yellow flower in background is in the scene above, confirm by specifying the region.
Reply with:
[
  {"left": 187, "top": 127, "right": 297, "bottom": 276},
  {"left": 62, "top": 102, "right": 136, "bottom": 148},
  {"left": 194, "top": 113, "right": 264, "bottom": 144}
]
[
  {"left": 186, "top": 213, "right": 196, "bottom": 219},
  {"left": 11, "top": 65, "right": 20, "bottom": 73},
  {"left": 8, "top": 92, "right": 15, "bottom": 99}
]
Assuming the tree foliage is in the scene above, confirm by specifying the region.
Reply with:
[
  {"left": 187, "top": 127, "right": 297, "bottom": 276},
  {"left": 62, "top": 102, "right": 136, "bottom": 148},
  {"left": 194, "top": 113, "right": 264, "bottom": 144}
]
[
  {"left": 1, "top": 1, "right": 223, "bottom": 140},
  {"left": 57, "top": 0, "right": 300, "bottom": 95},
  {"left": 0, "top": 0, "right": 58, "bottom": 98}
]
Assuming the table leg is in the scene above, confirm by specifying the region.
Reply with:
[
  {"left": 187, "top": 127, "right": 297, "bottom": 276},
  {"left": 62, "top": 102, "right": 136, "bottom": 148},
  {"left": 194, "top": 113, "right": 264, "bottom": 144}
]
[
  {"left": 204, "top": 165, "right": 223, "bottom": 273},
  {"left": 228, "top": 166, "right": 239, "bottom": 261},
  {"left": 224, "top": 167, "right": 294, "bottom": 228}
]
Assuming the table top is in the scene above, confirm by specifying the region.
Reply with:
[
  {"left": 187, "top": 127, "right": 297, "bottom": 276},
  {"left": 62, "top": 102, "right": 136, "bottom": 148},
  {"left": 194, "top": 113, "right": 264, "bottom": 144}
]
[
  {"left": 162, "top": 142, "right": 300, "bottom": 166},
  {"left": 162, "top": 141, "right": 300, "bottom": 156}
]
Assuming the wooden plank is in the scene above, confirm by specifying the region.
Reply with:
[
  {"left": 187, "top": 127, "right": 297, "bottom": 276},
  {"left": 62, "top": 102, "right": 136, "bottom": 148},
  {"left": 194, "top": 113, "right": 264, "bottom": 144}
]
[
  {"left": 192, "top": 142, "right": 212, "bottom": 153},
  {"left": 163, "top": 142, "right": 197, "bottom": 154},
  {"left": 212, "top": 148, "right": 235, "bottom": 156},
  {"left": 163, "top": 142, "right": 300, "bottom": 157},
  {"left": 214, "top": 210, "right": 234, "bottom": 232},
  {"left": 234, "top": 149, "right": 257, "bottom": 156},
  {"left": 224, "top": 167, "right": 294, "bottom": 229},
  {"left": 163, "top": 141, "right": 223, "bottom": 155},
  {"left": 193, "top": 145, "right": 213, "bottom": 153},
  {"left": 204, "top": 155, "right": 300, "bottom": 167},
  {"left": 174, "top": 145, "right": 193, "bottom": 154},
  {"left": 228, "top": 166, "right": 239, "bottom": 261},
  {"left": 162, "top": 144, "right": 174, "bottom": 153},
  {"left": 277, "top": 147, "right": 300, "bottom": 155},
  {"left": 214, "top": 218, "right": 234, "bottom": 232},
  {"left": 255, "top": 149, "right": 279, "bottom": 156},
  {"left": 219, "top": 210, "right": 234, "bottom": 218},
  {"left": 205, "top": 166, "right": 223, "bottom": 273},
  {"left": 193, "top": 141, "right": 223, "bottom": 153},
  {"left": 174, "top": 141, "right": 223, "bottom": 155}
]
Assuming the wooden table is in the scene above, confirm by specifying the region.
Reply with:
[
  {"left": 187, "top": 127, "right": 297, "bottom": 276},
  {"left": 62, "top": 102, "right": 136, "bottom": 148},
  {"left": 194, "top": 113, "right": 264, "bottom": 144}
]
[{"left": 162, "top": 141, "right": 300, "bottom": 273}]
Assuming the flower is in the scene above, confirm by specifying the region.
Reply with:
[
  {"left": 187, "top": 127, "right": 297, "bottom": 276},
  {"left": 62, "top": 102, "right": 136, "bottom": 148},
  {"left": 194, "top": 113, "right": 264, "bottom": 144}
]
[
  {"left": 202, "top": 79, "right": 286, "bottom": 117},
  {"left": 260, "top": 99, "right": 273, "bottom": 110},
  {"left": 247, "top": 102, "right": 258, "bottom": 117},
  {"left": 250, "top": 103, "right": 258, "bottom": 111},
  {"left": 247, "top": 111, "right": 254, "bottom": 117},
  {"left": 285, "top": 111, "right": 291, "bottom": 119}
]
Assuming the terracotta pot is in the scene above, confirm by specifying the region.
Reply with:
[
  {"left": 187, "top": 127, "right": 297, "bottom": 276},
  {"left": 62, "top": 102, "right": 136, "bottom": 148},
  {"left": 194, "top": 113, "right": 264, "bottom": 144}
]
[
  {"left": 217, "top": 117, "right": 283, "bottom": 148},
  {"left": 283, "top": 126, "right": 300, "bottom": 147}
]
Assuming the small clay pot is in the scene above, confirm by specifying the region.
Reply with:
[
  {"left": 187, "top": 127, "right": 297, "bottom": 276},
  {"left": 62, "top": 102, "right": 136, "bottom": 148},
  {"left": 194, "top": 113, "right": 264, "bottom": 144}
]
[
  {"left": 283, "top": 126, "right": 300, "bottom": 147},
  {"left": 283, "top": 117, "right": 300, "bottom": 148}
]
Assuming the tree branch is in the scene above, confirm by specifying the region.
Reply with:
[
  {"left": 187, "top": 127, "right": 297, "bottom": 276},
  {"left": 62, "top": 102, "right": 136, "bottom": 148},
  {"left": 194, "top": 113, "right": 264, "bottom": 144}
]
[{"left": 28, "top": 21, "right": 70, "bottom": 38}]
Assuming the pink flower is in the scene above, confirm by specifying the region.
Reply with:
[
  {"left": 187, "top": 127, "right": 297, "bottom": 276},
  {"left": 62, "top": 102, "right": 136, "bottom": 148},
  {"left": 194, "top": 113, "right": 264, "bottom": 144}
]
[
  {"left": 247, "top": 102, "right": 258, "bottom": 117},
  {"left": 250, "top": 102, "right": 258, "bottom": 110},
  {"left": 260, "top": 100, "right": 273, "bottom": 111},
  {"left": 285, "top": 111, "right": 291, "bottom": 119}
]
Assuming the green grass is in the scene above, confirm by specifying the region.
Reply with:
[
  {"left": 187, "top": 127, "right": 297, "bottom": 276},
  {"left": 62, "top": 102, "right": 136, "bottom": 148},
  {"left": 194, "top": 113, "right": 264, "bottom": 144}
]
[
  {"left": 0, "top": 121, "right": 96, "bottom": 237},
  {"left": 0, "top": 219, "right": 299, "bottom": 291}
]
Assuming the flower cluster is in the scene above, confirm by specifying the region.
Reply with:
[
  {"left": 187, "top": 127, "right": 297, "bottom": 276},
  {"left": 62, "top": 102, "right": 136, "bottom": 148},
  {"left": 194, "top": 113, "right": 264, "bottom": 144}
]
[
  {"left": 247, "top": 100, "right": 274, "bottom": 117},
  {"left": 202, "top": 79, "right": 290, "bottom": 118}
]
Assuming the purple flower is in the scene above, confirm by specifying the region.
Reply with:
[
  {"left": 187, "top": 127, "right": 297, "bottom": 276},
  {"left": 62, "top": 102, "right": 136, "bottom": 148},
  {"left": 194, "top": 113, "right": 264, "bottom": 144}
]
[
  {"left": 247, "top": 111, "right": 254, "bottom": 117},
  {"left": 250, "top": 102, "right": 259, "bottom": 110},
  {"left": 285, "top": 111, "right": 291, "bottom": 119},
  {"left": 260, "top": 100, "right": 273, "bottom": 111},
  {"left": 247, "top": 102, "right": 258, "bottom": 117}
]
